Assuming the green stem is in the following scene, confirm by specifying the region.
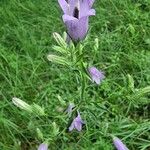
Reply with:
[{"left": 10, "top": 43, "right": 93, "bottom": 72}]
[
  {"left": 80, "top": 68, "right": 86, "bottom": 101},
  {"left": 74, "top": 42, "right": 86, "bottom": 104}
]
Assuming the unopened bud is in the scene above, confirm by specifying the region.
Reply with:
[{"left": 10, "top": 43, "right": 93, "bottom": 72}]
[
  {"left": 36, "top": 128, "right": 44, "bottom": 140},
  {"left": 52, "top": 122, "right": 59, "bottom": 136},
  {"left": 53, "top": 32, "right": 67, "bottom": 48},
  {"left": 12, "top": 97, "right": 32, "bottom": 112},
  {"left": 47, "top": 54, "right": 69, "bottom": 66},
  {"left": 127, "top": 74, "right": 134, "bottom": 91}
]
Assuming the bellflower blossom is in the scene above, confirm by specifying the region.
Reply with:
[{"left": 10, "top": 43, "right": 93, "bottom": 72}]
[
  {"left": 58, "top": 0, "right": 95, "bottom": 41},
  {"left": 88, "top": 67, "right": 105, "bottom": 85},
  {"left": 69, "top": 111, "right": 84, "bottom": 131},
  {"left": 113, "top": 137, "right": 129, "bottom": 150},
  {"left": 38, "top": 143, "right": 48, "bottom": 150}
]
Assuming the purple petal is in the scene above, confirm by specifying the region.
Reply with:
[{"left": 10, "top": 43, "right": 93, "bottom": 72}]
[
  {"left": 69, "top": 121, "right": 75, "bottom": 131},
  {"left": 60, "top": 0, "right": 77, "bottom": 17},
  {"left": 62, "top": 14, "right": 78, "bottom": 22},
  {"left": 38, "top": 143, "right": 48, "bottom": 150},
  {"left": 58, "top": 0, "right": 69, "bottom": 14},
  {"left": 74, "top": 112, "right": 84, "bottom": 131},
  {"left": 87, "top": 9, "right": 96, "bottom": 16},
  {"left": 88, "top": 67, "right": 105, "bottom": 85},
  {"left": 92, "top": 76, "right": 100, "bottom": 84},
  {"left": 79, "top": 0, "right": 95, "bottom": 18},
  {"left": 79, "top": 0, "right": 90, "bottom": 18},
  {"left": 64, "top": 16, "right": 89, "bottom": 41},
  {"left": 69, "top": 111, "right": 84, "bottom": 132},
  {"left": 113, "top": 137, "right": 129, "bottom": 150},
  {"left": 74, "top": 120, "right": 82, "bottom": 131},
  {"left": 79, "top": 8, "right": 96, "bottom": 18},
  {"left": 76, "top": 111, "right": 85, "bottom": 124},
  {"left": 88, "top": 0, "right": 95, "bottom": 7}
]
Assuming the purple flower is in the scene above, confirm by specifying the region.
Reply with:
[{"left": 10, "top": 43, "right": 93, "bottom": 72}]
[
  {"left": 66, "top": 103, "right": 75, "bottom": 115},
  {"left": 113, "top": 137, "right": 129, "bottom": 150},
  {"left": 69, "top": 111, "right": 84, "bottom": 131},
  {"left": 58, "top": 0, "right": 95, "bottom": 41},
  {"left": 38, "top": 143, "right": 48, "bottom": 150},
  {"left": 88, "top": 67, "right": 105, "bottom": 85}
]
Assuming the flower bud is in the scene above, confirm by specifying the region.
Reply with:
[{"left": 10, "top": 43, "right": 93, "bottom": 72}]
[
  {"left": 36, "top": 128, "right": 44, "bottom": 140},
  {"left": 12, "top": 97, "right": 32, "bottom": 112},
  {"left": 47, "top": 54, "right": 69, "bottom": 66},
  {"left": 53, "top": 32, "right": 67, "bottom": 48}
]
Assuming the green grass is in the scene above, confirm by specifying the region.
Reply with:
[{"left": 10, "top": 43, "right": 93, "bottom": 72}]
[{"left": 0, "top": 0, "right": 150, "bottom": 149}]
